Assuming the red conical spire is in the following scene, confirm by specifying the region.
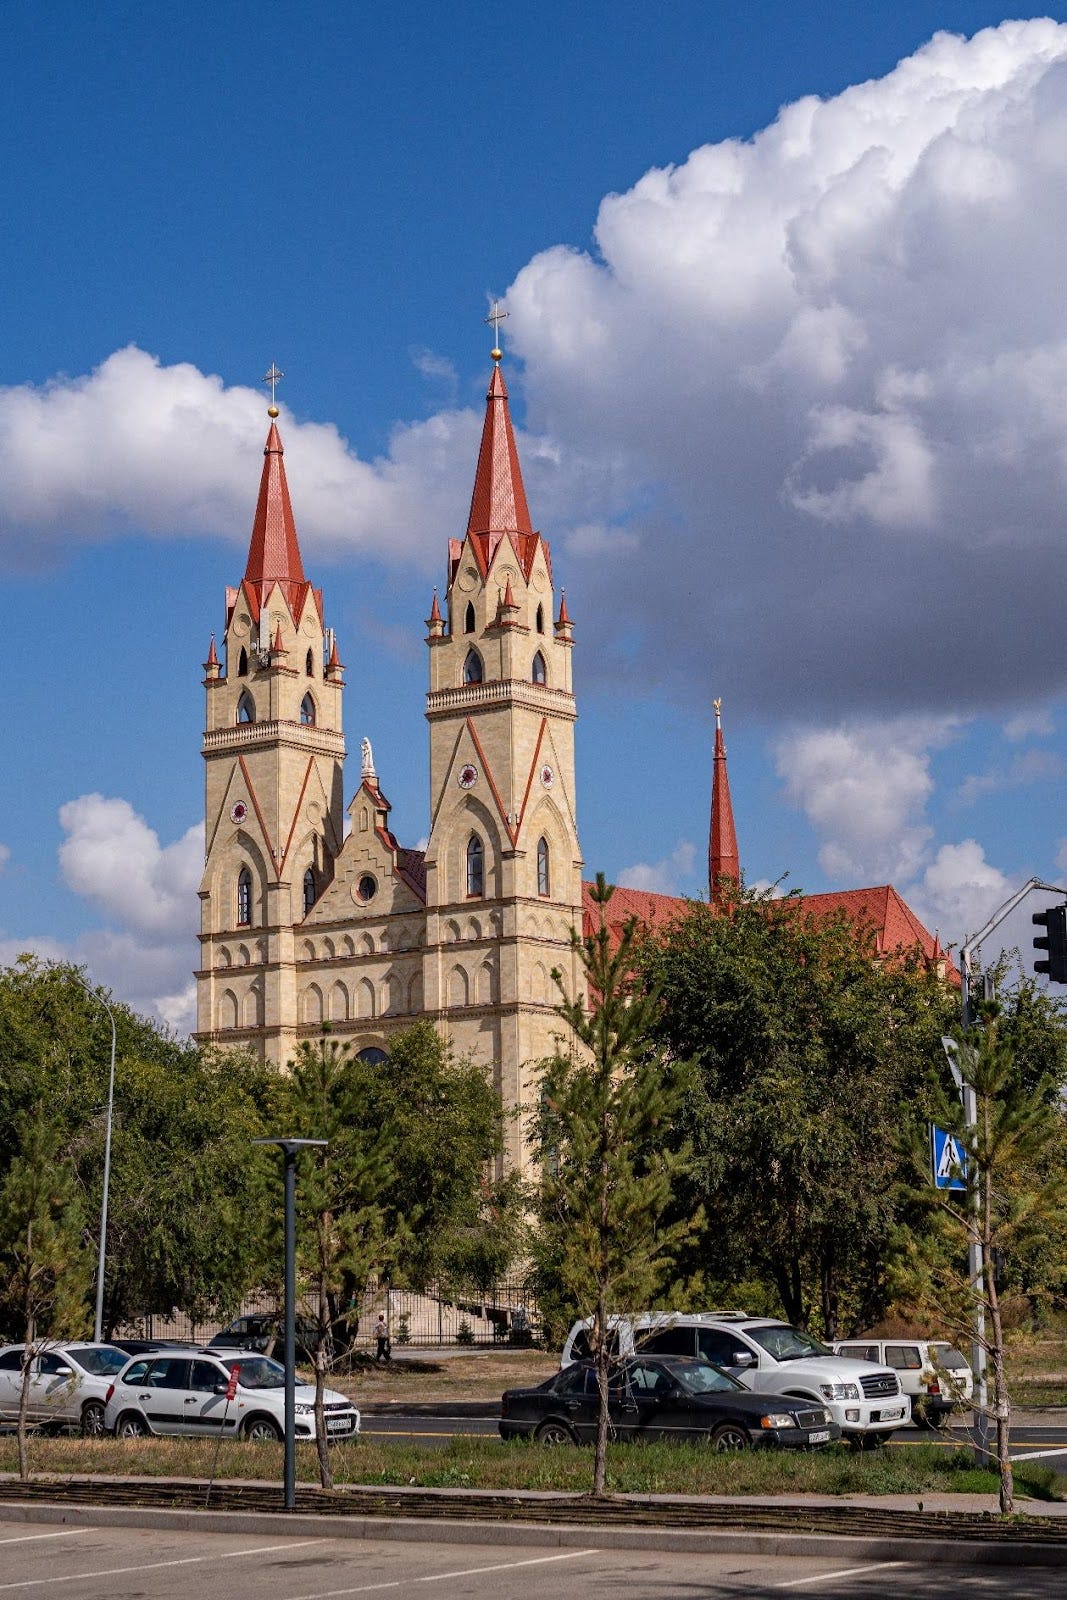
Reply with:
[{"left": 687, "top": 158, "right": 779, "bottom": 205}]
[
  {"left": 466, "top": 362, "right": 533, "bottom": 553},
  {"left": 428, "top": 588, "right": 442, "bottom": 623},
  {"left": 709, "top": 698, "right": 740, "bottom": 903},
  {"left": 244, "top": 421, "right": 306, "bottom": 591},
  {"left": 205, "top": 635, "right": 218, "bottom": 666}
]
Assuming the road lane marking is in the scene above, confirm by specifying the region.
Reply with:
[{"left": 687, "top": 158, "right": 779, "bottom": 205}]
[
  {"left": 282, "top": 1548, "right": 600, "bottom": 1599},
  {"left": 0, "top": 1534, "right": 83, "bottom": 1547},
  {"left": 0, "top": 1538, "right": 324, "bottom": 1589},
  {"left": 776, "top": 1560, "right": 903, "bottom": 1588},
  {"left": 1011, "top": 1445, "right": 1067, "bottom": 1462}
]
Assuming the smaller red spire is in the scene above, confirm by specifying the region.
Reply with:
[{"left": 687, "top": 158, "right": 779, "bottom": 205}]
[
  {"left": 503, "top": 576, "right": 516, "bottom": 608},
  {"left": 272, "top": 621, "right": 286, "bottom": 654},
  {"left": 328, "top": 634, "right": 341, "bottom": 667},
  {"left": 429, "top": 588, "right": 442, "bottom": 623},
  {"left": 205, "top": 635, "right": 218, "bottom": 666},
  {"left": 709, "top": 698, "right": 740, "bottom": 904}
]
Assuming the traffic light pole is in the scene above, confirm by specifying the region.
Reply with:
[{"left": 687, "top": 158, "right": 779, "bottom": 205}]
[{"left": 958, "top": 876, "right": 1067, "bottom": 1466}]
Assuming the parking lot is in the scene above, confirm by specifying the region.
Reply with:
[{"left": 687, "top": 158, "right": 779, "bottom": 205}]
[{"left": 1, "top": 1518, "right": 1066, "bottom": 1600}]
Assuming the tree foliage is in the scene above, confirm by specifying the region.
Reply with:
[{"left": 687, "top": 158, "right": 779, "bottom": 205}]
[
  {"left": 533, "top": 875, "right": 699, "bottom": 1496},
  {"left": 640, "top": 884, "right": 957, "bottom": 1335}
]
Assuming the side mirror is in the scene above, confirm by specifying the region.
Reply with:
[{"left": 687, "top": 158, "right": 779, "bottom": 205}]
[
  {"left": 732, "top": 1351, "right": 756, "bottom": 1368},
  {"left": 214, "top": 1382, "right": 229, "bottom": 1395},
  {"left": 54, "top": 1365, "right": 73, "bottom": 1377}
]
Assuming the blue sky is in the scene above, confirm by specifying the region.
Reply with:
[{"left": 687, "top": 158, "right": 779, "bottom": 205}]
[{"left": 4, "top": 2, "right": 1067, "bottom": 1026}]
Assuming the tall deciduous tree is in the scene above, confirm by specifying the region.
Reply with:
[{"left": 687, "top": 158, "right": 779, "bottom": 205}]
[
  {"left": 533, "top": 875, "right": 699, "bottom": 1497},
  {"left": 278, "top": 1034, "right": 398, "bottom": 1489},
  {"left": 641, "top": 884, "right": 956, "bottom": 1334},
  {"left": 0, "top": 1114, "right": 91, "bottom": 1480}
]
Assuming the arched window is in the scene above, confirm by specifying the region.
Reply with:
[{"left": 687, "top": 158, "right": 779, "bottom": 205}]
[
  {"left": 532, "top": 651, "right": 547, "bottom": 684},
  {"left": 303, "top": 867, "right": 316, "bottom": 915},
  {"left": 463, "top": 649, "right": 484, "bottom": 684},
  {"left": 536, "top": 604, "right": 544, "bottom": 634},
  {"left": 537, "top": 836, "right": 550, "bottom": 897},
  {"left": 464, "top": 601, "right": 476, "bottom": 634},
  {"left": 305, "top": 648, "right": 314, "bottom": 676},
  {"left": 357, "top": 1046, "right": 389, "bottom": 1066},
  {"left": 238, "top": 647, "right": 249, "bottom": 677},
  {"left": 236, "top": 691, "right": 255, "bottom": 724},
  {"left": 300, "top": 693, "right": 315, "bottom": 725},
  {"left": 237, "top": 867, "right": 252, "bottom": 927},
  {"left": 466, "top": 833, "right": 484, "bottom": 898}
]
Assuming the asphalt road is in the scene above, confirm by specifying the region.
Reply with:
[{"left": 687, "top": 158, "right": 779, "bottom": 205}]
[
  {"left": 360, "top": 1410, "right": 1067, "bottom": 1464},
  {"left": 1, "top": 1519, "right": 1063, "bottom": 1600}
]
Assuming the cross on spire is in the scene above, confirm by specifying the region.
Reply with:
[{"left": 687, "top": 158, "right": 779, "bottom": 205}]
[
  {"left": 484, "top": 300, "right": 508, "bottom": 360},
  {"left": 262, "top": 363, "right": 284, "bottom": 417}
]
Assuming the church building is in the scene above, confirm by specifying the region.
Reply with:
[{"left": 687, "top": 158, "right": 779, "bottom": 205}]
[{"left": 195, "top": 346, "right": 947, "bottom": 1171}]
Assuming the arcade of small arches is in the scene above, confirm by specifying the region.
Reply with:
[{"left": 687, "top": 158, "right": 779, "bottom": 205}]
[
  {"left": 232, "top": 690, "right": 317, "bottom": 727},
  {"left": 461, "top": 648, "right": 549, "bottom": 687}
]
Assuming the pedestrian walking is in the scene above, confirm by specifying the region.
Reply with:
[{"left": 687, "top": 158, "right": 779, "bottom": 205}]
[{"left": 375, "top": 1313, "right": 390, "bottom": 1362}]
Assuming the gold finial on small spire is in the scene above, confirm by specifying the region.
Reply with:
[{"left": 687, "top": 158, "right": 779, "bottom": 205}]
[
  {"left": 485, "top": 300, "right": 508, "bottom": 361},
  {"left": 263, "top": 362, "right": 284, "bottom": 418},
  {"left": 713, "top": 697, "right": 723, "bottom": 726}
]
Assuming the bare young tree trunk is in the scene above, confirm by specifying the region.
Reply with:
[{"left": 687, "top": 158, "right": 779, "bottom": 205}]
[
  {"left": 593, "top": 1285, "right": 609, "bottom": 1498},
  {"left": 312, "top": 1262, "right": 334, "bottom": 1490},
  {"left": 17, "top": 1224, "right": 34, "bottom": 1483},
  {"left": 981, "top": 1106, "right": 1012, "bottom": 1515}
]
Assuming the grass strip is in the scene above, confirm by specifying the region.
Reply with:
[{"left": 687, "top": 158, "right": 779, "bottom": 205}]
[{"left": 0, "top": 1435, "right": 1060, "bottom": 1501}]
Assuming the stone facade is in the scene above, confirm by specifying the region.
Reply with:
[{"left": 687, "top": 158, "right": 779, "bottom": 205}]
[{"left": 195, "top": 362, "right": 584, "bottom": 1171}]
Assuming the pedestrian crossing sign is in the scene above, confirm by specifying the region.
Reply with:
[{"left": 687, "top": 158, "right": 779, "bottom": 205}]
[{"left": 931, "top": 1124, "right": 968, "bottom": 1190}]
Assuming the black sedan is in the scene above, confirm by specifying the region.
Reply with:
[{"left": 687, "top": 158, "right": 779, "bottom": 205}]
[{"left": 499, "top": 1355, "right": 841, "bottom": 1451}]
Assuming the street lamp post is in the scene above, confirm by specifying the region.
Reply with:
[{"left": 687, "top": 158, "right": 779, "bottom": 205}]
[
  {"left": 253, "top": 1137, "right": 327, "bottom": 1510},
  {"left": 77, "top": 977, "right": 117, "bottom": 1345}
]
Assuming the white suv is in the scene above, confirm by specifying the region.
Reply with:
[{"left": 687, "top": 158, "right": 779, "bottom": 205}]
[
  {"left": 833, "top": 1338, "right": 972, "bottom": 1427},
  {"left": 561, "top": 1313, "right": 910, "bottom": 1443}
]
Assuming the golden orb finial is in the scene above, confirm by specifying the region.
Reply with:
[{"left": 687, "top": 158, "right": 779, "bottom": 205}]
[
  {"left": 267, "top": 404, "right": 280, "bottom": 418},
  {"left": 491, "top": 347, "right": 503, "bottom": 362}
]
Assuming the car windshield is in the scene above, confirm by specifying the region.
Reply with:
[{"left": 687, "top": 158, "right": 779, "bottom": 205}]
[
  {"left": 667, "top": 1359, "right": 742, "bottom": 1395},
  {"left": 933, "top": 1346, "right": 969, "bottom": 1369},
  {"left": 219, "top": 1354, "right": 284, "bottom": 1389},
  {"left": 747, "top": 1325, "right": 831, "bottom": 1361},
  {"left": 71, "top": 1347, "right": 129, "bottom": 1377}
]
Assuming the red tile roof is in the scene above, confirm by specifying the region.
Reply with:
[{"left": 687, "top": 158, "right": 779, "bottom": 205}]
[{"left": 580, "top": 880, "right": 958, "bottom": 982}]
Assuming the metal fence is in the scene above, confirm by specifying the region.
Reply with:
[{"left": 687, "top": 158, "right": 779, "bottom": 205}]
[{"left": 116, "top": 1276, "right": 540, "bottom": 1350}]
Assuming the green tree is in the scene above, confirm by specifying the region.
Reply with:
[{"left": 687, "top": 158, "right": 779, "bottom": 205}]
[
  {"left": 533, "top": 874, "right": 699, "bottom": 1497},
  {"left": 0, "top": 1113, "right": 91, "bottom": 1479},
  {"left": 277, "top": 1034, "right": 398, "bottom": 1488},
  {"left": 641, "top": 884, "right": 957, "bottom": 1333},
  {"left": 0, "top": 957, "right": 277, "bottom": 1334},
  {"left": 345, "top": 1020, "right": 522, "bottom": 1292},
  {"left": 892, "top": 1007, "right": 1067, "bottom": 1514}
]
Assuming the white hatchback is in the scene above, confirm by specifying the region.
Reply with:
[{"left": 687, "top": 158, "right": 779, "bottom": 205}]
[
  {"left": 103, "top": 1349, "right": 360, "bottom": 1443},
  {"left": 0, "top": 1343, "right": 130, "bottom": 1437}
]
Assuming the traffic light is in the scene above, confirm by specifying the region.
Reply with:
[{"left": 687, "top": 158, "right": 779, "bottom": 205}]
[{"left": 1032, "top": 904, "right": 1067, "bottom": 983}]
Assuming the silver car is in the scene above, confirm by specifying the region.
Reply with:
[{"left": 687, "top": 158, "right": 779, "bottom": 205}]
[
  {"left": 103, "top": 1349, "right": 360, "bottom": 1442},
  {"left": 0, "top": 1342, "right": 131, "bottom": 1436}
]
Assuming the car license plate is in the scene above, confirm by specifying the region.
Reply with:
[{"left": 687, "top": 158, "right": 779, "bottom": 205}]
[
  {"left": 807, "top": 1429, "right": 831, "bottom": 1443},
  {"left": 876, "top": 1408, "right": 904, "bottom": 1422},
  {"left": 326, "top": 1416, "right": 353, "bottom": 1432}
]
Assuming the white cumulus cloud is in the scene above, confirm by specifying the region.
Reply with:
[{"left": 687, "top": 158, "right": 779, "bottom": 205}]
[
  {"left": 618, "top": 840, "right": 698, "bottom": 897},
  {"left": 904, "top": 840, "right": 1014, "bottom": 947}
]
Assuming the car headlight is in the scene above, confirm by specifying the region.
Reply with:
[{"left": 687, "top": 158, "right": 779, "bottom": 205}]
[
  {"left": 759, "top": 1413, "right": 798, "bottom": 1428},
  {"left": 819, "top": 1382, "right": 861, "bottom": 1401},
  {"left": 294, "top": 1404, "right": 315, "bottom": 1415}
]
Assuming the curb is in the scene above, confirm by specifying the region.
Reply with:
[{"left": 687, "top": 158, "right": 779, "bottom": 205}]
[{"left": 1, "top": 1498, "right": 1065, "bottom": 1567}]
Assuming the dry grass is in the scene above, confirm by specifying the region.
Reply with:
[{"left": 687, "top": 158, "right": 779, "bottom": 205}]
[
  {"left": 328, "top": 1349, "right": 555, "bottom": 1405},
  {"left": 0, "top": 1434, "right": 1060, "bottom": 1501}
]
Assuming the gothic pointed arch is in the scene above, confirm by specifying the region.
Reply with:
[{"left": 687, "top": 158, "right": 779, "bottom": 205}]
[
  {"left": 236, "top": 691, "right": 256, "bottom": 724},
  {"left": 466, "top": 832, "right": 484, "bottom": 898},
  {"left": 463, "top": 648, "right": 484, "bottom": 684},
  {"left": 532, "top": 650, "right": 547, "bottom": 684},
  {"left": 303, "top": 866, "right": 316, "bottom": 915},
  {"left": 238, "top": 647, "right": 249, "bottom": 677},
  {"left": 464, "top": 601, "right": 476, "bottom": 634},
  {"left": 537, "top": 835, "right": 550, "bottom": 897},
  {"left": 300, "top": 692, "right": 316, "bottom": 725},
  {"left": 237, "top": 865, "right": 253, "bottom": 927}
]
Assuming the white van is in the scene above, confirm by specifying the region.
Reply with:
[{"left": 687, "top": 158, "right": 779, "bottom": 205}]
[
  {"left": 561, "top": 1313, "right": 910, "bottom": 1443},
  {"left": 832, "top": 1338, "right": 972, "bottom": 1426}
]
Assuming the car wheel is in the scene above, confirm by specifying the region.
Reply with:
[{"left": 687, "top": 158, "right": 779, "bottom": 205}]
[
  {"left": 534, "top": 1419, "right": 576, "bottom": 1446},
  {"left": 709, "top": 1423, "right": 751, "bottom": 1452},
  {"left": 115, "top": 1412, "right": 149, "bottom": 1439},
  {"left": 242, "top": 1415, "right": 283, "bottom": 1442},
  {"left": 80, "top": 1401, "right": 107, "bottom": 1438}
]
